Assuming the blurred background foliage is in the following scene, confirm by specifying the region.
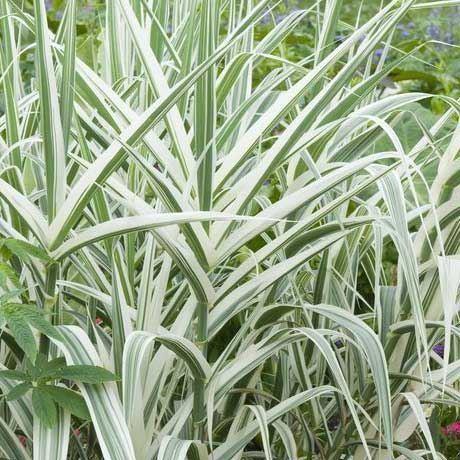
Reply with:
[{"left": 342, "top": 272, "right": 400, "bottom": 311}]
[
  {"left": 25, "top": 1, "right": 460, "bottom": 93},
  {"left": 37, "top": 0, "right": 460, "bottom": 150},
  {"left": 15, "top": 0, "right": 460, "bottom": 107}
]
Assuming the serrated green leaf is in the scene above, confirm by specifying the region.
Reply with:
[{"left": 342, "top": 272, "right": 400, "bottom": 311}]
[
  {"left": 48, "top": 365, "right": 118, "bottom": 384},
  {"left": 0, "top": 369, "right": 30, "bottom": 381},
  {"left": 0, "top": 262, "right": 20, "bottom": 289},
  {"left": 5, "top": 315, "right": 37, "bottom": 363},
  {"left": 34, "top": 355, "right": 66, "bottom": 380},
  {"left": 4, "top": 304, "right": 61, "bottom": 341},
  {"left": 2, "top": 238, "right": 50, "bottom": 262},
  {"left": 40, "top": 385, "right": 90, "bottom": 420},
  {"left": 0, "top": 244, "right": 12, "bottom": 260},
  {"left": 32, "top": 387, "right": 57, "bottom": 428},
  {"left": 18, "top": 304, "right": 62, "bottom": 340},
  {"left": 0, "top": 289, "right": 26, "bottom": 305},
  {"left": 41, "top": 357, "right": 67, "bottom": 372},
  {"left": 0, "top": 304, "right": 60, "bottom": 363},
  {"left": 6, "top": 382, "right": 32, "bottom": 401}
]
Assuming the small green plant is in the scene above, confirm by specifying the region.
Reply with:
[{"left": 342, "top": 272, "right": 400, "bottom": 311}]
[
  {"left": 0, "top": 355, "right": 116, "bottom": 427},
  {"left": 0, "top": 236, "right": 118, "bottom": 432}
]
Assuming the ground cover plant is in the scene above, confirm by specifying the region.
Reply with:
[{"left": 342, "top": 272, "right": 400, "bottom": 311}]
[{"left": 2, "top": 0, "right": 460, "bottom": 458}]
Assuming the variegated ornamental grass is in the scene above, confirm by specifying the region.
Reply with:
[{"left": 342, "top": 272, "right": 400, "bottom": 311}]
[{"left": 0, "top": 0, "right": 460, "bottom": 458}]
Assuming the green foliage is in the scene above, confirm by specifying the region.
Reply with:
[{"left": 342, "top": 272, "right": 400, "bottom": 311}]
[
  {"left": 32, "top": 387, "right": 58, "bottom": 428},
  {"left": 0, "top": 238, "right": 50, "bottom": 262},
  {"left": 0, "top": 354, "right": 116, "bottom": 427},
  {"left": 45, "top": 365, "right": 119, "bottom": 384},
  {"left": 0, "top": 303, "right": 59, "bottom": 362}
]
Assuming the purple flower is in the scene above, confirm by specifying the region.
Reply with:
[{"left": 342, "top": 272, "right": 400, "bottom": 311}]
[
  {"left": 334, "top": 339, "right": 344, "bottom": 348},
  {"left": 275, "top": 13, "right": 287, "bottom": 24},
  {"left": 375, "top": 48, "right": 384, "bottom": 57},
  {"left": 433, "top": 343, "right": 444, "bottom": 358},
  {"left": 396, "top": 23, "right": 410, "bottom": 37},
  {"left": 427, "top": 24, "right": 441, "bottom": 40},
  {"left": 429, "top": 7, "right": 441, "bottom": 18},
  {"left": 444, "top": 32, "right": 455, "bottom": 45},
  {"left": 260, "top": 14, "right": 271, "bottom": 25},
  {"left": 45, "top": 0, "right": 52, "bottom": 11}
]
